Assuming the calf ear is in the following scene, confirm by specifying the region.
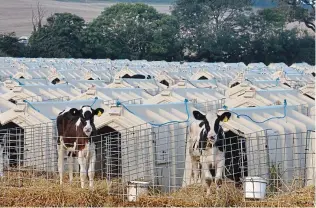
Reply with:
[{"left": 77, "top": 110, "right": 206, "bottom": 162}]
[
  {"left": 69, "top": 108, "right": 80, "bottom": 116},
  {"left": 93, "top": 108, "right": 104, "bottom": 117},
  {"left": 218, "top": 112, "right": 231, "bottom": 122},
  {"left": 193, "top": 110, "right": 206, "bottom": 121}
]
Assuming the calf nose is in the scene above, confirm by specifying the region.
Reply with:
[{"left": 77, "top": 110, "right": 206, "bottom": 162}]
[
  {"left": 209, "top": 136, "right": 215, "bottom": 141},
  {"left": 84, "top": 127, "right": 92, "bottom": 132}
]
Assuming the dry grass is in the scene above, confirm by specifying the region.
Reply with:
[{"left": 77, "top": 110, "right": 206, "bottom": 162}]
[
  {"left": 0, "top": 173, "right": 314, "bottom": 207},
  {"left": 0, "top": 180, "right": 116, "bottom": 207},
  {"left": 135, "top": 183, "right": 315, "bottom": 207}
]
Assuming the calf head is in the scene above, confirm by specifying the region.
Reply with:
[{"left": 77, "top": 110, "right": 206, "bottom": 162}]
[
  {"left": 193, "top": 110, "right": 231, "bottom": 148},
  {"left": 68, "top": 106, "right": 104, "bottom": 137}
]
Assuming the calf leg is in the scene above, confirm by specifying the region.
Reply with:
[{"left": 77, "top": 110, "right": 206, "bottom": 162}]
[
  {"left": 88, "top": 143, "right": 96, "bottom": 189},
  {"left": 191, "top": 157, "right": 200, "bottom": 184},
  {"left": 57, "top": 142, "right": 65, "bottom": 185},
  {"left": 205, "top": 179, "right": 212, "bottom": 196},
  {"left": 233, "top": 174, "right": 242, "bottom": 188},
  {"left": 78, "top": 150, "right": 87, "bottom": 189},
  {"left": 201, "top": 156, "right": 212, "bottom": 181},
  {"left": 201, "top": 156, "right": 213, "bottom": 196},
  {"left": 67, "top": 154, "right": 74, "bottom": 183},
  {"left": 215, "top": 158, "right": 225, "bottom": 189}
]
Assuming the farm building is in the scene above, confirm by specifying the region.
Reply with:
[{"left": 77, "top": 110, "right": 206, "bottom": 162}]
[{"left": 0, "top": 57, "right": 314, "bottom": 200}]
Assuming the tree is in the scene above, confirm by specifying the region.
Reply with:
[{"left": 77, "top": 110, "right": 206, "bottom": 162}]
[
  {"left": 31, "top": 2, "right": 47, "bottom": 32},
  {"left": 85, "top": 3, "right": 183, "bottom": 60},
  {"left": 172, "top": 0, "right": 253, "bottom": 58},
  {"left": 0, "top": 33, "right": 25, "bottom": 57},
  {"left": 28, "top": 13, "right": 85, "bottom": 58},
  {"left": 276, "top": 0, "right": 315, "bottom": 32},
  {"left": 257, "top": 7, "right": 288, "bottom": 28},
  {"left": 293, "top": 33, "right": 315, "bottom": 64},
  {"left": 146, "top": 14, "right": 183, "bottom": 61},
  {"left": 0, "top": 50, "right": 8, "bottom": 57}
]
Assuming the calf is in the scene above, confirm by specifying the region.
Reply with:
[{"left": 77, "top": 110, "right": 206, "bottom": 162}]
[
  {"left": 56, "top": 105, "right": 104, "bottom": 189},
  {"left": 189, "top": 110, "right": 231, "bottom": 195}
]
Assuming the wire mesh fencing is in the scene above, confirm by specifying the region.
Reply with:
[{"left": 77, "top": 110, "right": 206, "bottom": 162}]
[
  {"left": 193, "top": 98, "right": 226, "bottom": 114},
  {"left": 13, "top": 95, "right": 71, "bottom": 103},
  {"left": 290, "top": 103, "right": 315, "bottom": 120},
  {"left": 0, "top": 120, "right": 314, "bottom": 204},
  {"left": 103, "top": 98, "right": 143, "bottom": 106}
]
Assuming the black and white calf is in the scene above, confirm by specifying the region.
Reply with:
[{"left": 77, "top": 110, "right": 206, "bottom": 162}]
[
  {"left": 189, "top": 110, "right": 231, "bottom": 195},
  {"left": 56, "top": 105, "right": 104, "bottom": 189}
]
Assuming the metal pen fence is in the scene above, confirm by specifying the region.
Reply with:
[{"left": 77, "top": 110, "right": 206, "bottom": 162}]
[
  {"left": 286, "top": 103, "right": 315, "bottom": 120},
  {"left": 193, "top": 98, "right": 226, "bottom": 113},
  {"left": 13, "top": 95, "right": 70, "bottom": 103},
  {"left": 0, "top": 121, "right": 314, "bottom": 203},
  {"left": 103, "top": 98, "right": 143, "bottom": 106}
]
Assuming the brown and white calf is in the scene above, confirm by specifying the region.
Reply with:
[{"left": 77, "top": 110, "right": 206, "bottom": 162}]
[
  {"left": 189, "top": 110, "right": 231, "bottom": 195},
  {"left": 56, "top": 105, "right": 104, "bottom": 189}
]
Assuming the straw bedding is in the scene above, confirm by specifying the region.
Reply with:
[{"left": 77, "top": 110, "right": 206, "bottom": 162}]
[{"left": 0, "top": 176, "right": 314, "bottom": 207}]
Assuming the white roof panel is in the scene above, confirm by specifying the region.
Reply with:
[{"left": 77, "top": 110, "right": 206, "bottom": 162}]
[{"left": 26, "top": 98, "right": 106, "bottom": 120}]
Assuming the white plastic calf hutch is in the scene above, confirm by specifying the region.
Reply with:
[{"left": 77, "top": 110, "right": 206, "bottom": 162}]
[
  {"left": 2, "top": 84, "right": 81, "bottom": 103},
  {"left": 4, "top": 78, "right": 50, "bottom": 89},
  {"left": 94, "top": 102, "right": 197, "bottom": 193},
  {"left": 144, "top": 88, "right": 225, "bottom": 107},
  {"left": 299, "top": 82, "right": 315, "bottom": 101},
  {"left": 0, "top": 98, "right": 108, "bottom": 172},
  {"left": 67, "top": 80, "right": 108, "bottom": 91},
  {"left": 183, "top": 104, "right": 315, "bottom": 190},
  {"left": 122, "top": 78, "right": 167, "bottom": 96},
  {"left": 0, "top": 101, "right": 52, "bottom": 171},
  {"left": 225, "top": 87, "right": 315, "bottom": 119},
  {"left": 218, "top": 106, "right": 315, "bottom": 187},
  {"left": 155, "top": 71, "right": 189, "bottom": 87},
  {"left": 71, "top": 87, "right": 152, "bottom": 105}
]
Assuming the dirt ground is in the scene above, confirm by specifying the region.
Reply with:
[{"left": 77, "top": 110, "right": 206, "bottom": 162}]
[{"left": 0, "top": 0, "right": 172, "bottom": 36}]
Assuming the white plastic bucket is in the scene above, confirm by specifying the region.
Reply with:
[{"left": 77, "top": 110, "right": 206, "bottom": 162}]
[
  {"left": 244, "top": 177, "right": 267, "bottom": 199},
  {"left": 127, "top": 181, "right": 150, "bottom": 202}
]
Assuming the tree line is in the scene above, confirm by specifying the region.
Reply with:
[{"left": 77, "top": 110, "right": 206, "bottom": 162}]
[{"left": 0, "top": 0, "right": 315, "bottom": 65}]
